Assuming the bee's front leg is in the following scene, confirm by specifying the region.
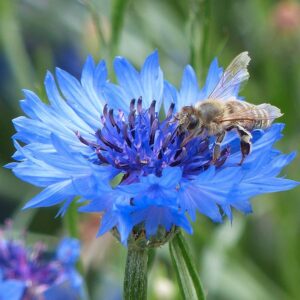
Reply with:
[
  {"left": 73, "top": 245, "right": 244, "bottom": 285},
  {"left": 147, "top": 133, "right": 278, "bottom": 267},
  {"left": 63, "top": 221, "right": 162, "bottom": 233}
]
[{"left": 212, "top": 131, "right": 226, "bottom": 163}]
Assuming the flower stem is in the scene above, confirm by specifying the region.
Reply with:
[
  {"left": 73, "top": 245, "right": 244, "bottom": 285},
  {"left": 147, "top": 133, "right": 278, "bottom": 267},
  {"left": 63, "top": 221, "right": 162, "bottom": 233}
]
[
  {"left": 200, "top": 0, "right": 211, "bottom": 73},
  {"left": 65, "top": 201, "right": 79, "bottom": 239},
  {"left": 83, "top": 0, "right": 107, "bottom": 49},
  {"left": 0, "top": 0, "right": 35, "bottom": 90},
  {"left": 65, "top": 201, "right": 84, "bottom": 275},
  {"left": 110, "top": 0, "right": 129, "bottom": 60},
  {"left": 188, "top": 0, "right": 211, "bottom": 81},
  {"left": 124, "top": 247, "right": 148, "bottom": 300}
]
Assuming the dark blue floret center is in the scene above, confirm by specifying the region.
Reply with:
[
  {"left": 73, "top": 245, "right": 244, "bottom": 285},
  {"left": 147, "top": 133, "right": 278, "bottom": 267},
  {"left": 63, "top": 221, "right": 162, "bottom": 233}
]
[{"left": 77, "top": 99, "right": 230, "bottom": 183}]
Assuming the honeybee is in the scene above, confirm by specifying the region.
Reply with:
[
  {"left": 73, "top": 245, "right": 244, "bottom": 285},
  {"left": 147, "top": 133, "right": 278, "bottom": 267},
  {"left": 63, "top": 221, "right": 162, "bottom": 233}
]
[{"left": 176, "top": 52, "right": 282, "bottom": 165}]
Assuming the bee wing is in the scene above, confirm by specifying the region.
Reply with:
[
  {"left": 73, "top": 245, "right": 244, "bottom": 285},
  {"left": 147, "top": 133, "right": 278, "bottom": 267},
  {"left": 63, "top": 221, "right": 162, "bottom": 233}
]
[
  {"left": 220, "top": 103, "right": 283, "bottom": 122},
  {"left": 208, "top": 52, "right": 250, "bottom": 100}
]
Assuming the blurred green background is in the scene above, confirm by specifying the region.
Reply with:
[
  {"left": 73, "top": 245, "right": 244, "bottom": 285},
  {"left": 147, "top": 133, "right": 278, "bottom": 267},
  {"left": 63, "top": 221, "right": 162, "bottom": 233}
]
[{"left": 0, "top": 0, "right": 299, "bottom": 299}]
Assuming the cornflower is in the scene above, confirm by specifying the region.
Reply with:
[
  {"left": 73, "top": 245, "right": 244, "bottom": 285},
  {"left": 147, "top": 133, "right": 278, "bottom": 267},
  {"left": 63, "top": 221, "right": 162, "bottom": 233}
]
[
  {"left": 7, "top": 50, "right": 297, "bottom": 246},
  {"left": 0, "top": 227, "right": 83, "bottom": 300}
]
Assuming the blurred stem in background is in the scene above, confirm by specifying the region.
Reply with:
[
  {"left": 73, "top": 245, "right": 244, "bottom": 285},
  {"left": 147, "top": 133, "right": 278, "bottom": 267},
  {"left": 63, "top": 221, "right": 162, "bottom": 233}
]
[
  {"left": 0, "top": 0, "right": 35, "bottom": 90},
  {"left": 64, "top": 201, "right": 85, "bottom": 275},
  {"left": 200, "top": 0, "right": 211, "bottom": 73},
  {"left": 110, "top": 0, "right": 130, "bottom": 61},
  {"left": 65, "top": 200, "right": 80, "bottom": 239},
  {"left": 83, "top": 0, "right": 107, "bottom": 51},
  {"left": 188, "top": 0, "right": 200, "bottom": 73},
  {"left": 82, "top": 0, "right": 129, "bottom": 76},
  {"left": 188, "top": 0, "right": 211, "bottom": 82}
]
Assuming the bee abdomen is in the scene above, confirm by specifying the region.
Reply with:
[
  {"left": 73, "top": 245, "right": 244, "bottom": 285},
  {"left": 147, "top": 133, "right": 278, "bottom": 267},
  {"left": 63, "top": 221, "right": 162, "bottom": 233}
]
[
  {"left": 225, "top": 101, "right": 282, "bottom": 130},
  {"left": 253, "top": 103, "right": 283, "bottom": 129},
  {"left": 252, "top": 107, "right": 270, "bottom": 128}
]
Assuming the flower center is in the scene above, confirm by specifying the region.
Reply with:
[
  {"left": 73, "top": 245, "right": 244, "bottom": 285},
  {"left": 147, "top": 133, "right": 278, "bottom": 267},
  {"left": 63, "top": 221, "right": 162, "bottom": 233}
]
[{"left": 77, "top": 98, "right": 230, "bottom": 182}]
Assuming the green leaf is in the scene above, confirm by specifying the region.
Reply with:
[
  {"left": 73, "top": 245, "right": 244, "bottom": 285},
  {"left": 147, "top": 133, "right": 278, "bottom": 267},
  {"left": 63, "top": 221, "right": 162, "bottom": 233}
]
[{"left": 169, "top": 231, "right": 206, "bottom": 300}]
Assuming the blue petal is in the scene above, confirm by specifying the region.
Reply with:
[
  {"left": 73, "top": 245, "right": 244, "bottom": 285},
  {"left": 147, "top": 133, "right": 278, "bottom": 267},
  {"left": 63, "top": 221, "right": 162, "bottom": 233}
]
[
  {"left": 45, "top": 72, "right": 93, "bottom": 134},
  {"left": 178, "top": 181, "right": 222, "bottom": 222},
  {"left": 81, "top": 56, "right": 108, "bottom": 112},
  {"left": 163, "top": 80, "right": 178, "bottom": 113},
  {"left": 178, "top": 167, "right": 242, "bottom": 222},
  {"left": 97, "top": 208, "right": 134, "bottom": 245},
  {"left": 55, "top": 197, "right": 73, "bottom": 217},
  {"left": 141, "top": 50, "right": 163, "bottom": 108},
  {"left": 226, "top": 149, "right": 299, "bottom": 214},
  {"left": 43, "top": 280, "right": 85, "bottom": 300},
  {"left": 159, "top": 167, "right": 182, "bottom": 188},
  {"left": 13, "top": 116, "right": 50, "bottom": 144},
  {"left": 97, "top": 211, "right": 118, "bottom": 236},
  {"left": 113, "top": 56, "right": 144, "bottom": 102},
  {"left": 23, "top": 180, "right": 73, "bottom": 209},
  {"left": 199, "top": 58, "right": 223, "bottom": 99},
  {"left": 102, "top": 82, "right": 130, "bottom": 113},
  {"left": 56, "top": 68, "right": 101, "bottom": 129},
  {"left": 131, "top": 206, "right": 192, "bottom": 238},
  {"left": 0, "top": 280, "right": 25, "bottom": 300},
  {"left": 178, "top": 65, "right": 200, "bottom": 107},
  {"left": 57, "top": 238, "right": 80, "bottom": 265}
]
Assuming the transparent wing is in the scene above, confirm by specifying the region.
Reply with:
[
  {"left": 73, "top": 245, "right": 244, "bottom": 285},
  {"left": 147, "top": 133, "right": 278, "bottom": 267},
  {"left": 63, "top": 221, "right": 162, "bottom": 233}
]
[{"left": 208, "top": 52, "right": 251, "bottom": 100}]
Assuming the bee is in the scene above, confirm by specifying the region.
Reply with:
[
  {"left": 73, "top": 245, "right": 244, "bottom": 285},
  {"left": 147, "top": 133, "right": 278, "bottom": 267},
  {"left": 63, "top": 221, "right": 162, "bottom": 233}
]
[{"left": 176, "top": 52, "right": 283, "bottom": 165}]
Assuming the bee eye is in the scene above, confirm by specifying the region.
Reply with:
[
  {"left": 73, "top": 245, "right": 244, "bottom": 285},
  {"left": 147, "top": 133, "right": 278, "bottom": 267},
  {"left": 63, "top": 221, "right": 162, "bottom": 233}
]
[{"left": 188, "top": 115, "right": 199, "bottom": 129}]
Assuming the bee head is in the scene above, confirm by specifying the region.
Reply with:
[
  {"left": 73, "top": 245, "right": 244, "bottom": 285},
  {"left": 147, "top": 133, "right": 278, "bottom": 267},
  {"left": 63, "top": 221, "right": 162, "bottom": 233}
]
[
  {"left": 187, "top": 114, "right": 200, "bottom": 130},
  {"left": 176, "top": 106, "right": 202, "bottom": 131}
]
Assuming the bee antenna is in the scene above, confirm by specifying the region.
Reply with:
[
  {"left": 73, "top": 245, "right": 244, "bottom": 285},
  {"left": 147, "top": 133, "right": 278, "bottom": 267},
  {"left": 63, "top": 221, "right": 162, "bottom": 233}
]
[{"left": 167, "top": 117, "right": 178, "bottom": 125}]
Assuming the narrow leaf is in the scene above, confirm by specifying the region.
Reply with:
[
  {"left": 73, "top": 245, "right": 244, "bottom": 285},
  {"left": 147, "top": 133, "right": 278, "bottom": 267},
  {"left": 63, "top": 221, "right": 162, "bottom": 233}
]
[{"left": 169, "top": 231, "right": 206, "bottom": 300}]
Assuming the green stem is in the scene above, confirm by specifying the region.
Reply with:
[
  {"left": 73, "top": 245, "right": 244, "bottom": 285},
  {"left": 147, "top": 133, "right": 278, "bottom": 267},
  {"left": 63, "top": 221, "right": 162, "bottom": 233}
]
[
  {"left": 65, "top": 201, "right": 84, "bottom": 275},
  {"left": 188, "top": 0, "right": 211, "bottom": 81},
  {"left": 84, "top": 0, "right": 107, "bottom": 49},
  {"left": 0, "top": 0, "right": 35, "bottom": 90},
  {"left": 65, "top": 201, "right": 79, "bottom": 239},
  {"left": 200, "top": 0, "right": 211, "bottom": 73},
  {"left": 188, "top": 0, "right": 199, "bottom": 71},
  {"left": 110, "top": 0, "right": 129, "bottom": 60},
  {"left": 124, "top": 247, "right": 148, "bottom": 300}
]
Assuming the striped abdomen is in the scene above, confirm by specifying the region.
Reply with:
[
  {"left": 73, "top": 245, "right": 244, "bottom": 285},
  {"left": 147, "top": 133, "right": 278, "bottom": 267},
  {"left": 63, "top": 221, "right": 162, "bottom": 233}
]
[{"left": 224, "top": 100, "right": 282, "bottom": 130}]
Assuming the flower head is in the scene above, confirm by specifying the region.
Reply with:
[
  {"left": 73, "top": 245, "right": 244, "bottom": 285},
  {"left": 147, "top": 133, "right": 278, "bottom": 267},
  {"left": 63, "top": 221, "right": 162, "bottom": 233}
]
[
  {"left": 7, "top": 51, "right": 298, "bottom": 246},
  {"left": 0, "top": 227, "right": 83, "bottom": 300}
]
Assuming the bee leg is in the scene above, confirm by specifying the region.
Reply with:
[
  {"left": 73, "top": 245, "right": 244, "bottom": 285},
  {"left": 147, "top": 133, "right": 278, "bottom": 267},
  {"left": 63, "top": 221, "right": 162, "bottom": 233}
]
[
  {"left": 212, "top": 131, "right": 226, "bottom": 163},
  {"left": 181, "top": 130, "right": 199, "bottom": 146},
  {"left": 235, "top": 125, "right": 252, "bottom": 165}
]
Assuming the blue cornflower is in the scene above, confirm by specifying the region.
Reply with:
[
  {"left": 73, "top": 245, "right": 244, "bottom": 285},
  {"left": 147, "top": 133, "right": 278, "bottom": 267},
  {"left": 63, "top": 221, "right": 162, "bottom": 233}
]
[
  {"left": 0, "top": 228, "right": 84, "bottom": 300},
  {"left": 7, "top": 51, "right": 298, "bottom": 246}
]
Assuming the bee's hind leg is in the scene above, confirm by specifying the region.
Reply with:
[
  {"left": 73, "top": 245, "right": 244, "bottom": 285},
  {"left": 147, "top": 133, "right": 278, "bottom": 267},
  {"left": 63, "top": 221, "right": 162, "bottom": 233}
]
[
  {"left": 235, "top": 125, "right": 252, "bottom": 165},
  {"left": 212, "top": 131, "right": 226, "bottom": 163}
]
